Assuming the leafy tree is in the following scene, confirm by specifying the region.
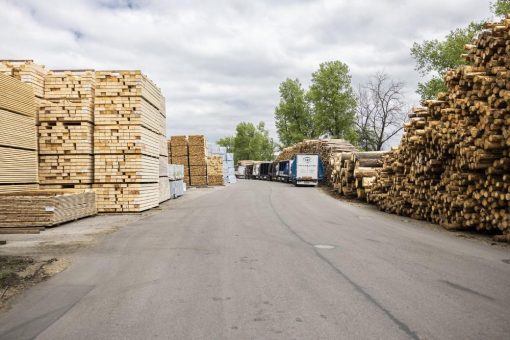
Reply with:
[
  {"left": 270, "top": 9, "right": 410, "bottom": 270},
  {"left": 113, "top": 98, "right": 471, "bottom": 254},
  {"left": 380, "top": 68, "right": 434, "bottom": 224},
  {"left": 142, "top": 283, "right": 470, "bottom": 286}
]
[
  {"left": 356, "top": 72, "right": 407, "bottom": 151},
  {"left": 219, "top": 122, "right": 276, "bottom": 163},
  {"left": 491, "top": 0, "right": 510, "bottom": 15},
  {"left": 274, "top": 78, "right": 315, "bottom": 147},
  {"left": 307, "top": 61, "right": 357, "bottom": 143},
  {"left": 217, "top": 136, "right": 234, "bottom": 152}
]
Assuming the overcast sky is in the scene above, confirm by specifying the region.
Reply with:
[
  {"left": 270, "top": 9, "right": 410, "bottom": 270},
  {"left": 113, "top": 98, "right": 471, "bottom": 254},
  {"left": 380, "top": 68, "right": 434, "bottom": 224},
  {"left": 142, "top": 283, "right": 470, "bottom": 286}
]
[{"left": 0, "top": 0, "right": 495, "bottom": 146}]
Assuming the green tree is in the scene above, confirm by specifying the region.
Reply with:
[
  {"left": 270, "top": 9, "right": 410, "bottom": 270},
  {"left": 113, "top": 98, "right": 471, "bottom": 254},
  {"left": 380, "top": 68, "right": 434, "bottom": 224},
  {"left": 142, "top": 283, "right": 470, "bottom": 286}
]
[
  {"left": 491, "top": 0, "right": 510, "bottom": 15},
  {"left": 274, "top": 78, "right": 315, "bottom": 147},
  {"left": 217, "top": 136, "right": 234, "bottom": 152},
  {"left": 306, "top": 61, "right": 357, "bottom": 144},
  {"left": 219, "top": 122, "right": 276, "bottom": 163},
  {"left": 411, "top": 21, "right": 482, "bottom": 100}
]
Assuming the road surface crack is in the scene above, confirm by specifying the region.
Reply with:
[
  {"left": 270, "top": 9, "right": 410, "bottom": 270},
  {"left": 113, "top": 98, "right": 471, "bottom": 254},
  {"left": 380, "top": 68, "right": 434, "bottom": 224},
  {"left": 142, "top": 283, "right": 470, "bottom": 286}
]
[{"left": 268, "top": 188, "right": 420, "bottom": 340}]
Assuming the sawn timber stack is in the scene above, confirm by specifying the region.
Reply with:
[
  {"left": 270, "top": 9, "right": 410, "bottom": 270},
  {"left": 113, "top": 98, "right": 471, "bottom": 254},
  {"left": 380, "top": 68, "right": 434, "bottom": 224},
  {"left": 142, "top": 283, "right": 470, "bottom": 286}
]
[{"left": 93, "top": 71, "right": 165, "bottom": 212}]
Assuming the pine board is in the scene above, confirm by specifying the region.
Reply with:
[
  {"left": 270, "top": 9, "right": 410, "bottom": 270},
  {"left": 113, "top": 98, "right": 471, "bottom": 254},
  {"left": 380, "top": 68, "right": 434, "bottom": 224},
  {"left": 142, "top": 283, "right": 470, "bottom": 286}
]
[
  {"left": 0, "top": 109, "right": 36, "bottom": 150},
  {"left": 94, "top": 154, "right": 159, "bottom": 183},
  {"left": 39, "top": 155, "right": 93, "bottom": 184},
  {"left": 94, "top": 125, "right": 160, "bottom": 157},
  {"left": 93, "top": 182, "right": 159, "bottom": 212},
  {"left": 38, "top": 121, "right": 93, "bottom": 154},
  {"left": 0, "top": 147, "right": 38, "bottom": 184}
]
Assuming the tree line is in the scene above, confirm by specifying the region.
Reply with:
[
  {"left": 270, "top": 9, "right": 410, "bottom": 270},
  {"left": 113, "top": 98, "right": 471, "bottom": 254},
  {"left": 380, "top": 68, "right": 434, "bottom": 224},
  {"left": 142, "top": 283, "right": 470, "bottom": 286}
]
[{"left": 219, "top": 0, "right": 509, "bottom": 162}]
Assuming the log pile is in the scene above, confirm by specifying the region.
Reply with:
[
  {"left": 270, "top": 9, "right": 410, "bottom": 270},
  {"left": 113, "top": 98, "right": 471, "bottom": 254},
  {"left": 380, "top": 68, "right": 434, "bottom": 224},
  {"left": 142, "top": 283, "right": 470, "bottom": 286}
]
[
  {"left": 0, "top": 190, "right": 97, "bottom": 229},
  {"left": 207, "top": 155, "right": 224, "bottom": 186},
  {"left": 0, "top": 73, "right": 38, "bottom": 193},
  {"left": 93, "top": 71, "right": 165, "bottom": 212},
  {"left": 368, "top": 18, "right": 510, "bottom": 240}
]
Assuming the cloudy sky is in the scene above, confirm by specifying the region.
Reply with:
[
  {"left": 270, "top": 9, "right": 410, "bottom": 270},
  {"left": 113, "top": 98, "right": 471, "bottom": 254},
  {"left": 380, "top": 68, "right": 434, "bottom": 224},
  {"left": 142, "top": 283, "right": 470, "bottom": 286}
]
[{"left": 0, "top": 0, "right": 495, "bottom": 146}]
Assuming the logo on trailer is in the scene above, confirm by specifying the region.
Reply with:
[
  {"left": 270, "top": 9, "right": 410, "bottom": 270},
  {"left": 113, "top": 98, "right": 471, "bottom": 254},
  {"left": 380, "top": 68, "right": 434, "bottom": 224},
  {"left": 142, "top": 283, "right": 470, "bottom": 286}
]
[{"left": 304, "top": 156, "right": 311, "bottom": 163}]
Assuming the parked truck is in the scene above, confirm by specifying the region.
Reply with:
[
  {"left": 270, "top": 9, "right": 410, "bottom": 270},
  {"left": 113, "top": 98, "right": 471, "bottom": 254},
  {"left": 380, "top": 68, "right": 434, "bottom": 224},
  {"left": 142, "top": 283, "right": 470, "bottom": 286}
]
[
  {"left": 290, "top": 154, "right": 324, "bottom": 186},
  {"left": 259, "top": 162, "right": 272, "bottom": 180},
  {"left": 276, "top": 160, "right": 291, "bottom": 182}
]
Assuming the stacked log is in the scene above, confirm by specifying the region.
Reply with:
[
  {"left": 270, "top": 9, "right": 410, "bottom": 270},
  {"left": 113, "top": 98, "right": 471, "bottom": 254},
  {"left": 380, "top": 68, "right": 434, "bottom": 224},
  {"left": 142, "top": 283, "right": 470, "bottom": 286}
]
[
  {"left": 351, "top": 151, "right": 387, "bottom": 200},
  {"left": 188, "top": 135, "right": 208, "bottom": 186},
  {"left": 169, "top": 136, "right": 190, "bottom": 186},
  {"left": 38, "top": 70, "right": 95, "bottom": 188},
  {"left": 368, "top": 18, "right": 510, "bottom": 239},
  {"left": 0, "top": 73, "right": 38, "bottom": 193},
  {"left": 93, "top": 71, "right": 164, "bottom": 212}
]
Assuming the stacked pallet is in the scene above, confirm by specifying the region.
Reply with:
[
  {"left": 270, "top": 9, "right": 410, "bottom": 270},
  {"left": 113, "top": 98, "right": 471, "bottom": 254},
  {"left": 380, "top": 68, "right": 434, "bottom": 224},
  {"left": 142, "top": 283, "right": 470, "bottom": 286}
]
[
  {"left": 38, "top": 70, "right": 95, "bottom": 188},
  {"left": 0, "top": 190, "right": 96, "bottom": 229},
  {"left": 169, "top": 136, "right": 190, "bottom": 185},
  {"left": 0, "top": 73, "right": 38, "bottom": 193},
  {"left": 207, "top": 155, "right": 224, "bottom": 186},
  {"left": 368, "top": 18, "right": 510, "bottom": 240},
  {"left": 93, "top": 71, "right": 164, "bottom": 212},
  {"left": 188, "top": 135, "right": 208, "bottom": 186}
]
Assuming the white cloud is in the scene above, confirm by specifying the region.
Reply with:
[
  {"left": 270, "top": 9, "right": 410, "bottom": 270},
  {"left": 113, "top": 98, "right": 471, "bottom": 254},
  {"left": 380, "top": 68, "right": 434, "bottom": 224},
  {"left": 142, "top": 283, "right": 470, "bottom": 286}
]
[{"left": 0, "top": 0, "right": 493, "bottom": 146}]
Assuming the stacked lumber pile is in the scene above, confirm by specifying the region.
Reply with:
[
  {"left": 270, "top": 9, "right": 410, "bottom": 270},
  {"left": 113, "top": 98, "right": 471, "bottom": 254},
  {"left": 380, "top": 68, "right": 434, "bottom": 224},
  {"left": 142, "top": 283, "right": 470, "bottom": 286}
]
[
  {"left": 331, "top": 151, "right": 387, "bottom": 199},
  {"left": 188, "top": 135, "right": 208, "bottom": 186},
  {"left": 0, "top": 60, "right": 46, "bottom": 121},
  {"left": 207, "top": 155, "right": 224, "bottom": 186},
  {"left": 368, "top": 18, "right": 510, "bottom": 240},
  {"left": 0, "top": 73, "right": 38, "bottom": 193},
  {"left": 0, "top": 190, "right": 96, "bottom": 230},
  {"left": 93, "top": 71, "right": 164, "bottom": 212},
  {"left": 38, "top": 70, "right": 95, "bottom": 188},
  {"left": 169, "top": 136, "right": 190, "bottom": 186}
]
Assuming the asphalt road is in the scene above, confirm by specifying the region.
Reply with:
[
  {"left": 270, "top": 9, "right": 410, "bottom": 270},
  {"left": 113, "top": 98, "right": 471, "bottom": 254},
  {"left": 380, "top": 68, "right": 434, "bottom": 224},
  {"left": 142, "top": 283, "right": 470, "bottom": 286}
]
[{"left": 1, "top": 180, "right": 509, "bottom": 339}]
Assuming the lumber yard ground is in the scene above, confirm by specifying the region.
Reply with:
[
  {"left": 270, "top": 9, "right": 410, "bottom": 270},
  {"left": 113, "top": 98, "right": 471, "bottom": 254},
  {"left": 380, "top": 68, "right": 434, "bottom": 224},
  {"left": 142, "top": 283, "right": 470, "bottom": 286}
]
[{"left": 0, "top": 180, "right": 509, "bottom": 339}]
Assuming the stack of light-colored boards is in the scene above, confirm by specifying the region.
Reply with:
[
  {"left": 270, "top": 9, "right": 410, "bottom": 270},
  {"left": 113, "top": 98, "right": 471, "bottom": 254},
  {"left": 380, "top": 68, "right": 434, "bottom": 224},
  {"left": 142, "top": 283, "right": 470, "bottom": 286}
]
[
  {"left": 38, "top": 70, "right": 95, "bottom": 188},
  {"left": 188, "top": 135, "right": 207, "bottom": 186},
  {"left": 169, "top": 136, "right": 190, "bottom": 186},
  {"left": 0, "top": 60, "right": 47, "bottom": 122},
  {"left": 93, "top": 71, "right": 164, "bottom": 212},
  {"left": 206, "top": 155, "right": 224, "bottom": 186},
  {"left": 0, "top": 190, "right": 96, "bottom": 229},
  {"left": 0, "top": 72, "right": 38, "bottom": 193}
]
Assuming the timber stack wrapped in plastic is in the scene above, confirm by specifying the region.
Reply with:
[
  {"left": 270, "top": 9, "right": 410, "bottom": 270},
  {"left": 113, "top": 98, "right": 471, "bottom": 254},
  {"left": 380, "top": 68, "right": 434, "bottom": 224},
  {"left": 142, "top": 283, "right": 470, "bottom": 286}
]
[
  {"left": 93, "top": 71, "right": 165, "bottom": 212},
  {"left": 368, "top": 18, "right": 510, "bottom": 241},
  {"left": 0, "top": 73, "right": 38, "bottom": 193}
]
